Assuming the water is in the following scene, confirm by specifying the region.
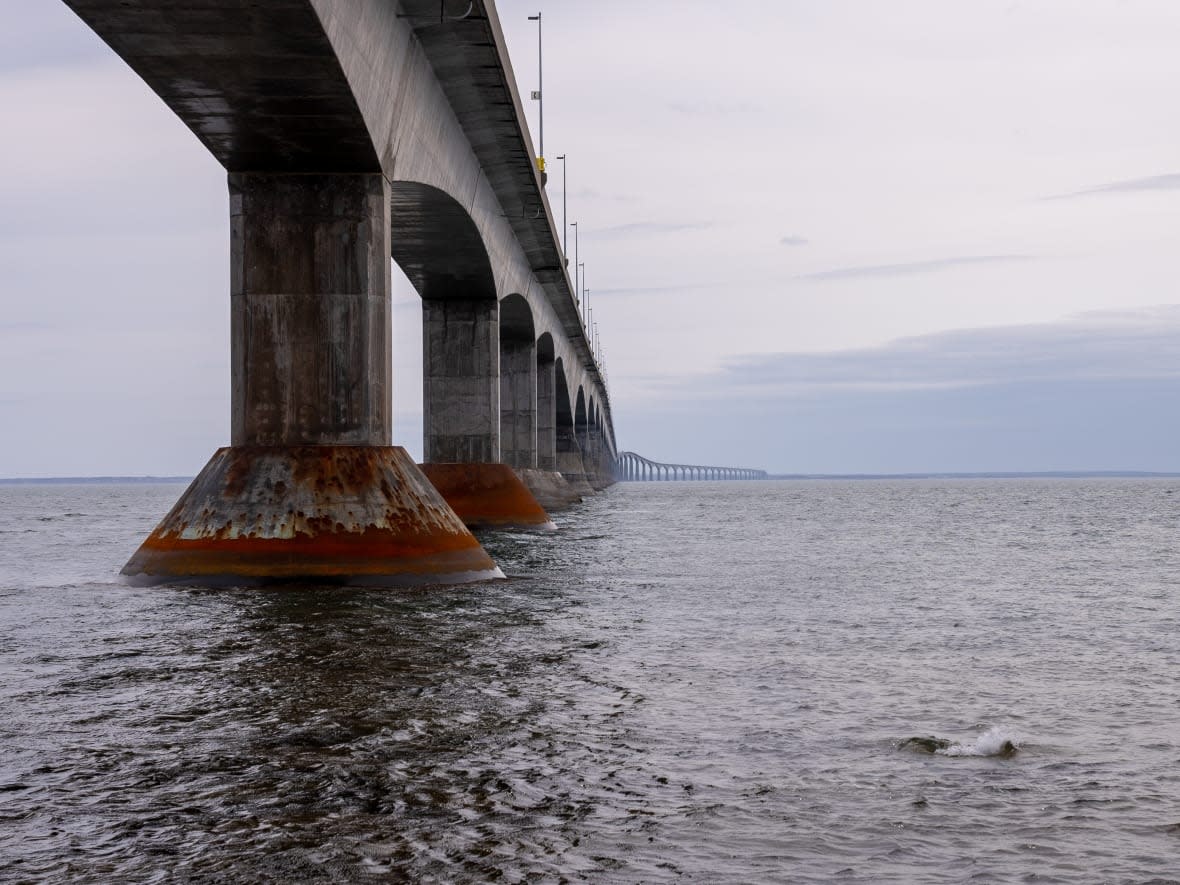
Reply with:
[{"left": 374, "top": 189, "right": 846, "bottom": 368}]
[{"left": 2, "top": 479, "right": 1179, "bottom": 883}]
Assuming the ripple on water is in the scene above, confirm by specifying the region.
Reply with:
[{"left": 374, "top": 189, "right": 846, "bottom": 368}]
[{"left": 1, "top": 479, "right": 1179, "bottom": 881}]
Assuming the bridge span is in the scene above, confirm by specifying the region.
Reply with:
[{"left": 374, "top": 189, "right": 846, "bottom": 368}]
[
  {"left": 63, "top": 0, "right": 616, "bottom": 585},
  {"left": 617, "top": 453, "right": 769, "bottom": 482}
]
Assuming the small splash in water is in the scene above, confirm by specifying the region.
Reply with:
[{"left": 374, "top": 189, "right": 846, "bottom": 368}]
[
  {"left": 899, "top": 726, "right": 1020, "bottom": 758},
  {"left": 938, "top": 726, "right": 1020, "bottom": 758}
]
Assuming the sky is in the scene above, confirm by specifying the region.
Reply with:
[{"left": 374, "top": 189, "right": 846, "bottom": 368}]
[{"left": 2, "top": 0, "right": 1180, "bottom": 476}]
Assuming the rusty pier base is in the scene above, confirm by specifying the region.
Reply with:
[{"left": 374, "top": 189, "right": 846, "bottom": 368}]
[
  {"left": 420, "top": 463, "right": 556, "bottom": 531},
  {"left": 122, "top": 447, "right": 502, "bottom": 586}
]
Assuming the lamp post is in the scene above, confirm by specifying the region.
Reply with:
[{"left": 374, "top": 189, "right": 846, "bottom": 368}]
[
  {"left": 527, "top": 13, "right": 544, "bottom": 175},
  {"left": 555, "top": 154, "right": 567, "bottom": 258}
]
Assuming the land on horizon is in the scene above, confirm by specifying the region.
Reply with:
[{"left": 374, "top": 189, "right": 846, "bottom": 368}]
[{"left": 2, "top": 470, "right": 1178, "bottom": 486}]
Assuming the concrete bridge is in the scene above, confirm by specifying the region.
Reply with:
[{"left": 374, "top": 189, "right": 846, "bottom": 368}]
[
  {"left": 617, "top": 452, "right": 768, "bottom": 482},
  {"left": 63, "top": 0, "right": 617, "bottom": 585}
]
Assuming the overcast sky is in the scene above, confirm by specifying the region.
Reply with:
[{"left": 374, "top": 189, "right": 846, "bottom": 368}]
[{"left": 2, "top": 0, "right": 1179, "bottom": 476}]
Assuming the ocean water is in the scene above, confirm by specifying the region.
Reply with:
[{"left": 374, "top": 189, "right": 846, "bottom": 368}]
[{"left": 1, "top": 478, "right": 1179, "bottom": 883}]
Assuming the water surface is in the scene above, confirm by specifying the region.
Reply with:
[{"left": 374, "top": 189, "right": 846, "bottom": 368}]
[{"left": 2, "top": 479, "right": 1178, "bottom": 882}]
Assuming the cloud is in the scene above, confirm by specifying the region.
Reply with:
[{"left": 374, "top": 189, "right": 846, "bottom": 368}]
[
  {"left": 696, "top": 305, "right": 1180, "bottom": 397},
  {"left": 796, "top": 254, "right": 1034, "bottom": 282},
  {"left": 1048, "top": 173, "right": 1180, "bottom": 200},
  {"left": 589, "top": 221, "right": 712, "bottom": 238},
  {"left": 779, "top": 235, "right": 809, "bottom": 247},
  {"left": 620, "top": 306, "right": 1180, "bottom": 473},
  {"left": 592, "top": 282, "right": 713, "bottom": 297}
]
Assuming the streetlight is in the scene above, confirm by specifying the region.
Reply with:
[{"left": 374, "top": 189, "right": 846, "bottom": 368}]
[
  {"left": 555, "top": 154, "right": 567, "bottom": 258},
  {"left": 527, "top": 13, "right": 544, "bottom": 177}
]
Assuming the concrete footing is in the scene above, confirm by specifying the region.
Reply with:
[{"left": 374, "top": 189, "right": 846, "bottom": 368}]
[
  {"left": 419, "top": 463, "right": 556, "bottom": 531},
  {"left": 517, "top": 468, "right": 583, "bottom": 512},
  {"left": 121, "top": 446, "right": 502, "bottom": 586}
]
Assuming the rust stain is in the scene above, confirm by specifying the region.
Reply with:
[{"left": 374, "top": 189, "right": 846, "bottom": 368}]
[
  {"left": 121, "top": 446, "right": 499, "bottom": 583},
  {"left": 419, "top": 463, "right": 555, "bottom": 531}
]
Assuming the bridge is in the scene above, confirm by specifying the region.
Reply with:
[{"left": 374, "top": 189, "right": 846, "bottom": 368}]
[
  {"left": 617, "top": 453, "right": 769, "bottom": 482},
  {"left": 63, "top": 0, "right": 618, "bottom": 585}
]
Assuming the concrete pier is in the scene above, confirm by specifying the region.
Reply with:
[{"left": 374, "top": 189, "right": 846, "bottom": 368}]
[
  {"left": 229, "top": 173, "right": 391, "bottom": 446},
  {"left": 123, "top": 447, "right": 500, "bottom": 585},
  {"left": 419, "top": 463, "right": 555, "bottom": 531},
  {"left": 65, "top": 0, "right": 619, "bottom": 580},
  {"left": 536, "top": 345, "right": 557, "bottom": 472},
  {"left": 499, "top": 294, "right": 538, "bottom": 469},
  {"left": 122, "top": 173, "right": 500, "bottom": 586},
  {"left": 423, "top": 298, "right": 499, "bottom": 464}
]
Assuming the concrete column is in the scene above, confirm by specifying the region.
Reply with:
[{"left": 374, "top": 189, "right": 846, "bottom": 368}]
[
  {"left": 230, "top": 173, "right": 391, "bottom": 446},
  {"left": 423, "top": 298, "right": 499, "bottom": 462},
  {"left": 557, "top": 425, "right": 594, "bottom": 495},
  {"left": 576, "top": 422, "right": 593, "bottom": 477},
  {"left": 536, "top": 358, "right": 556, "bottom": 470},
  {"left": 499, "top": 337, "right": 537, "bottom": 468},
  {"left": 124, "top": 172, "right": 500, "bottom": 587}
]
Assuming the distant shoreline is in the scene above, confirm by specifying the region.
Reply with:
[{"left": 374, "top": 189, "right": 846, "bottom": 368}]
[
  {"left": 764, "top": 471, "right": 1180, "bottom": 480},
  {"left": 0, "top": 476, "right": 193, "bottom": 485},
  {"left": 1, "top": 471, "right": 1178, "bottom": 485}
]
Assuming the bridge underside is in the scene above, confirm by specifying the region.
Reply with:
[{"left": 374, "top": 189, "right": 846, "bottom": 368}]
[
  {"left": 63, "top": 1, "right": 380, "bottom": 172},
  {"left": 64, "top": 0, "right": 617, "bottom": 584}
]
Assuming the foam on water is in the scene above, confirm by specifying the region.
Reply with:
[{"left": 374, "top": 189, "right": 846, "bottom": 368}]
[{"left": 936, "top": 725, "right": 1021, "bottom": 757}]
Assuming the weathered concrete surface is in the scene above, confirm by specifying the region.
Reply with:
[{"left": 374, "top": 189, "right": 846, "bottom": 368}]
[
  {"left": 66, "top": 0, "right": 617, "bottom": 453},
  {"left": 536, "top": 345, "right": 557, "bottom": 471},
  {"left": 518, "top": 468, "right": 581, "bottom": 512},
  {"left": 66, "top": 0, "right": 621, "bottom": 573},
  {"left": 122, "top": 447, "right": 502, "bottom": 586},
  {"left": 423, "top": 298, "right": 499, "bottom": 463},
  {"left": 231, "top": 173, "right": 391, "bottom": 446},
  {"left": 308, "top": 0, "right": 618, "bottom": 462},
  {"left": 500, "top": 340, "right": 537, "bottom": 469},
  {"left": 556, "top": 427, "right": 595, "bottom": 497},
  {"left": 420, "top": 463, "right": 555, "bottom": 531},
  {"left": 61, "top": 1, "right": 380, "bottom": 173}
]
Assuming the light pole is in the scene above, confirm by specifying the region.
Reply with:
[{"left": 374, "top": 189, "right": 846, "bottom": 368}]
[
  {"left": 527, "top": 13, "right": 544, "bottom": 175},
  {"left": 555, "top": 154, "right": 567, "bottom": 258}
]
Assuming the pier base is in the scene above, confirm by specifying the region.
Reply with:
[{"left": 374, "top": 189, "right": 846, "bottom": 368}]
[
  {"left": 517, "top": 468, "right": 583, "bottom": 512},
  {"left": 420, "top": 463, "right": 556, "bottom": 531},
  {"left": 122, "top": 447, "right": 502, "bottom": 586}
]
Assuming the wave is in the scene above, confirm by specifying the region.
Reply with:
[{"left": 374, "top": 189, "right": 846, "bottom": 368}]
[{"left": 900, "top": 725, "right": 1020, "bottom": 758}]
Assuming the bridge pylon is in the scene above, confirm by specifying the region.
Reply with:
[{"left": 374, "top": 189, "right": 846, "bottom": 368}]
[{"left": 122, "top": 175, "right": 500, "bottom": 586}]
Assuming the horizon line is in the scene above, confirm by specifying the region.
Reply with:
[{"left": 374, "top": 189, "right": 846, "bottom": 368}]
[{"left": 2, "top": 470, "right": 1179, "bottom": 485}]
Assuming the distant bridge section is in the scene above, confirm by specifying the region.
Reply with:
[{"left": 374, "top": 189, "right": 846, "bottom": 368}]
[{"left": 617, "top": 452, "right": 768, "bottom": 482}]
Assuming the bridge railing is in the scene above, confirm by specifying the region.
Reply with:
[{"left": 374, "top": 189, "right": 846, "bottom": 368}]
[{"left": 615, "top": 452, "right": 768, "bottom": 482}]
